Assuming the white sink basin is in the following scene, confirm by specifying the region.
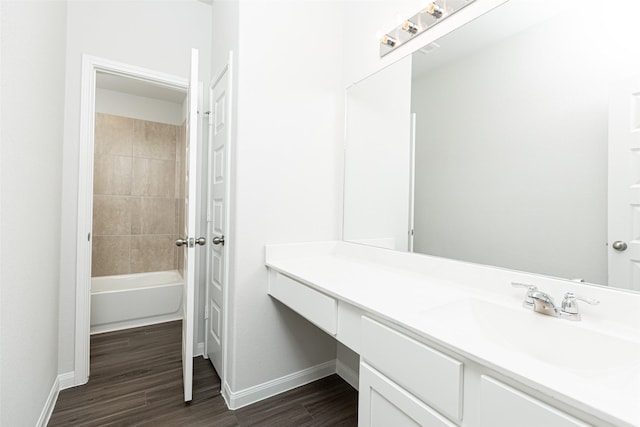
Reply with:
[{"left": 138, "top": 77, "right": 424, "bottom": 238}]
[{"left": 417, "top": 298, "right": 640, "bottom": 380}]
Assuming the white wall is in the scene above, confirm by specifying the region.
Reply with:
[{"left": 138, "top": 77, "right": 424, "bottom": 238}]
[
  {"left": 210, "top": 0, "right": 345, "bottom": 398},
  {"left": 59, "top": 0, "right": 211, "bottom": 376},
  {"left": 96, "top": 89, "right": 184, "bottom": 125},
  {"left": 0, "top": 1, "right": 67, "bottom": 425},
  {"left": 343, "top": 57, "right": 413, "bottom": 251}
]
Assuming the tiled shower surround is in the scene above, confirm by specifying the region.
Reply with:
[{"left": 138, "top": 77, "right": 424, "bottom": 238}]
[{"left": 91, "top": 113, "right": 186, "bottom": 277}]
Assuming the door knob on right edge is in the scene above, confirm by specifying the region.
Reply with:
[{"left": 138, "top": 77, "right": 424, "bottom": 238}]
[
  {"left": 212, "top": 235, "right": 225, "bottom": 246},
  {"left": 612, "top": 241, "right": 628, "bottom": 251}
]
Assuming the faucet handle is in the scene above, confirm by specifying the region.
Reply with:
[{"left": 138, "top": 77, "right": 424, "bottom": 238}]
[
  {"left": 561, "top": 292, "right": 600, "bottom": 318},
  {"left": 511, "top": 282, "right": 537, "bottom": 309},
  {"left": 511, "top": 282, "right": 537, "bottom": 291}
]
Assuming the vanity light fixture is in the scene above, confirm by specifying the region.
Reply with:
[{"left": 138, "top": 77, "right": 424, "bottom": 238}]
[
  {"left": 402, "top": 20, "right": 419, "bottom": 35},
  {"left": 381, "top": 34, "right": 397, "bottom": 47},
  {"left": 425, "top": 2, "right": 444, "bottom": 19},
  {"left": 379, "top": 0, "right": 476, "bottom": 57}
]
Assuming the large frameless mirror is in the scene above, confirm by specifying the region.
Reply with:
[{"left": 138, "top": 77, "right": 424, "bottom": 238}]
[{"left": 343, "top": 0, "right": 640, "bottom": 291}]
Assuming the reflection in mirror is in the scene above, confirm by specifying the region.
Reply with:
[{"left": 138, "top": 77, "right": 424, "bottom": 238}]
[
  {"left": 343, "top": 0, "right": 640, "bottom": 291},
  {"left": 344, "top": 57, "right": 412, "bottom": 251}
]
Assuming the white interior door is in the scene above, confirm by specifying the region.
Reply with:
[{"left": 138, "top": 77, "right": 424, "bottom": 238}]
[
  {"left": 608, "top": 75, "right": 640, "bottom": 291},
  {"left": 179, "top": 48, "right": 200, "bottom": 402},
  {"left": 205, "top": 58, "right": 231, "bottom": 378}
]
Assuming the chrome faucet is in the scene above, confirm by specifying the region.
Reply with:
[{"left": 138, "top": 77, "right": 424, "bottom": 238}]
[
  {"left": 560, "top": 292, "right": 600, "bottom": 321},
  {"left": 530, "top": 290, "right": 560, "bottom": 317},
  {"left": 511, "top": 283, "right": 599, "bottom": 321},
  {"left": 511, "top": 282, "right": 537, "bottom": 310}
]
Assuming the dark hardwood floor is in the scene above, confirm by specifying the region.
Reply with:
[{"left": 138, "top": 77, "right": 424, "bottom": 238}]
[{"left": 49, "top": 321, "right": 358, "bottom": 426}]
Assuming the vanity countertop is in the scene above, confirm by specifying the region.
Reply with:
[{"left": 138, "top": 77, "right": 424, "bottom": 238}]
[{"left": 265, "top": 241, "right": 640, "bottom": 427}]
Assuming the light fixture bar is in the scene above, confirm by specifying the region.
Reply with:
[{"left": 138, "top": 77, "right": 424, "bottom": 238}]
[{"left": 380, "top": 0, "right": 476, "bottom": 57}]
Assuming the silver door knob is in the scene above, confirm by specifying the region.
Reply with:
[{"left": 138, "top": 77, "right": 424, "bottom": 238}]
[
  {"left": 212, "top": 235, "right": 225, "bottom": 246},
  {"left": 175, "top": 238, "right": 188, "bottom": 247},
  {"left": 612, "top": 240, "right": 628, "bottom": 251},
  {"left": 195, "top": 237, "right": 206, "bottom": 246}
]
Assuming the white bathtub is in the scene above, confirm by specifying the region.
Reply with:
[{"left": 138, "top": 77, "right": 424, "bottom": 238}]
[{"left": 90, "top": 270, "right": 183, "bottom": 334}]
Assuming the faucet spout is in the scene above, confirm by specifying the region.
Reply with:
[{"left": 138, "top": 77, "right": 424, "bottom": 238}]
[{"left": 530, "top": 290, "right": 559, "bottom": 317}]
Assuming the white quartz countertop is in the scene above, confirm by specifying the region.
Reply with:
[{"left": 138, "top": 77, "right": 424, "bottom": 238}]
[{"left": 265, "top": 241, "right": 640, "bottom": 427}]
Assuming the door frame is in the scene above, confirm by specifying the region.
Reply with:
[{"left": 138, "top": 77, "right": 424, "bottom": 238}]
[
  {"left": 74, "top": 54, "right": 188, "bottom": 385},
  {"left": 204, "top": 51, "right": 234, "bottom": 394}
]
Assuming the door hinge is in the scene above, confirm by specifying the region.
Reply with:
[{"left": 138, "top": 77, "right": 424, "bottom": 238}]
[
  {"left": 204, "top": 110, "right": 213, "bottom": 126},
  {"left": 204, "top": 301, "right": 209, "bottom": 320}
]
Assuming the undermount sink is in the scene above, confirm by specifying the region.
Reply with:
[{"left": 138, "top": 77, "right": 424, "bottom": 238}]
[{"left": 417, "top": 298, "right": 640, "bottom": 381}]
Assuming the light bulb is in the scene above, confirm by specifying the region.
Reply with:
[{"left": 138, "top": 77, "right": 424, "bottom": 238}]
[
  {"left": 402, "top": 20, "right": 419, "bottom": 35},
  {"left": 426, "top": 2, "right": 444, "bottom": 18},
  {"left": 381, "top": 34, "right": 397, "bottom": 47}
]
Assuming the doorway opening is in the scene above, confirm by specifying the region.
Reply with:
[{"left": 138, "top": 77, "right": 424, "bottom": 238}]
[
  {"left": 74, "top": 55, "right": 189, "bottom": 387},
  {"left": 90, "top": 72, "right": 188, "bottom": 335}
]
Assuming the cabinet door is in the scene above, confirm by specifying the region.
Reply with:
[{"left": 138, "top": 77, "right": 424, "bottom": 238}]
[
  {"left": 480, "top": 376, "right": 589, "bottom": 427},
  {"left": 359, "top": 362, "right": 456, "bottom": 427},
  {"left": 361, "top": 316, "right": 463, "bottom": 422}
]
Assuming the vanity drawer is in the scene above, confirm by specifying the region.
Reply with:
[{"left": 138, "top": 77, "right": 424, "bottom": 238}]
[
  {"left": 268, "top": 272, "right": 337, "bottom": 335},
  {"left": 359, "top": 362, "right": 457, "bottom": 427},
  {"left": 361, "top": 316, "right": 463, "bottom": 423},
  {"left": 480, "top": 376, "right": 589, "bottom": 427}
]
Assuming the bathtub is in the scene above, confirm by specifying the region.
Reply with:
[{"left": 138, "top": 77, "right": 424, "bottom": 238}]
[{"left": 90, "top": 270, "right": 183, "bottom": 334}]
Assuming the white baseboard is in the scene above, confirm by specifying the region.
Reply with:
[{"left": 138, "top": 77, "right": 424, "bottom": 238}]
[
  {"left": 36, "top": 375, "right": 60, "bottom": 427},
  {"left": 58, "top": 371, "right": 76, "bottom": 390},
  {"left": 336, "top": 358, "right": 359, "bottom": 391},
  {"left": 222, "top": 360, "right": 336, "bottom": 410},
  {"left": 195, "top": 341, "right": 205, "bottom": 357},
  {"left": 36, "top": 371, "right": 84, "bottom": 426}
]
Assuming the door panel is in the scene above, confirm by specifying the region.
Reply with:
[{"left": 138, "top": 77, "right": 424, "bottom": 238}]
[
  {"left": 181, "top": 48, "right": 199, "bottom": 402},
  {"left": 205, "top": 60, "right": 231, "bottom": 377},
  {"left": 609, "top": 76, "right": 640, "bottom": 290}
]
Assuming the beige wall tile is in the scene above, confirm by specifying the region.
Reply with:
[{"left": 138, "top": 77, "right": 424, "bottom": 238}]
[
  {"left": 175, "top": 198, "right": 182, "bottom": 234},
  {"left": 135, "top": 197, "right": 176, "bottom": 235},
  {"left": 175, "top": 198, "right": 183, "bottom": 272},
  {"left": 131, "top": 235, "right": 176, "bottom": 273},
  {"left": 92, "top": 116, "right": 182, "bottom": 276},
  {"left": 175, "top": 121, "right": 186, "bottom": 199},
  {"left": 133, "top": 120, "right": 177, "bottom": 161},
  {"left": 95, "top": 113, "right": 133, "bottom": 156},
  {"left": 130, "top": 197, "right": 143, "bottom": 235},
  {"left": 174, "top": 159, "right": 182, "bottom": 200},
  {"left": 91, "top": 236, "right": 131, "bottom": 277},
  {"left": 93, "top": 154, "right": 132, "bottom": 195},
  {"left": 92, "top": 195, "right": 131, "bottom": 236},
  {"left": 131, "top": 158, "right": 175, "bottom": 198}
]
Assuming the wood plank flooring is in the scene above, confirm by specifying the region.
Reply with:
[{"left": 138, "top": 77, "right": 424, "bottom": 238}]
[{"left": 49, "top": 321, "right": 358, "bottom": 426}]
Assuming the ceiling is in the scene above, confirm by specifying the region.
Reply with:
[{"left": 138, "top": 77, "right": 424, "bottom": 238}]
[{"left": 96, "top": 72, "right": 186, "bottom": 104}]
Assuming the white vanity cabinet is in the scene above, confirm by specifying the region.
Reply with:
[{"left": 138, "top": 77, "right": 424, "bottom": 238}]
[
  {"left": 359, "top": 316, "right": 461, "bottom": 427},
  {"left": 358, "top": 317, "right": 593, "bottom": 427},
  {"left": 265, "top": 246, "right": 630, "bottom": 427}
]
